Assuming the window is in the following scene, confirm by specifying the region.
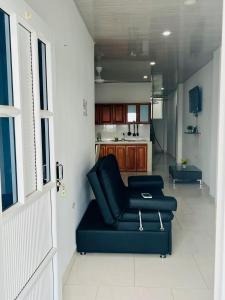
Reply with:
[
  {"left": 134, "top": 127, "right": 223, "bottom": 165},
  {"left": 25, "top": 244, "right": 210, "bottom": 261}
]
[
  {"left": 0, "top": 9, "right": 18, "bottom": 211},
  {"left": 18, "top": 24, "right": 37, "bottom": 196},
  {"left": 38, "top": 39, "right": 48, "bottom": 110},
  {"left": 41, "top": 119, "right": 51, "bottom": 184},
  {"left": 38, "top": 39, "right": 51, "bottom": 185},
  {"left": 0, "top": 9, "right": 13, "bottom": 106}
]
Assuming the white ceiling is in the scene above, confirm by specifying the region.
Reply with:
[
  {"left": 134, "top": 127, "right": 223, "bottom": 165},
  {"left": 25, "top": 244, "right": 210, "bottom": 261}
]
[{"left": 74, "top": 0, "right": 222, "bottom": 93}]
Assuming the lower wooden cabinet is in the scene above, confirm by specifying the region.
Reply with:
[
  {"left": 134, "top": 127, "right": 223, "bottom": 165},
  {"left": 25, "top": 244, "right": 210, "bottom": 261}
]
[
  {"left": 105, "top": 145, "right": 116, "bottom": 156},
  {"left": 98, "top": 144, "right": 147, "bottom": 172},
  {"left": 126, "top": 146, "right": 137, "bottom": 172},
  {"left": 116, "top": 145, "right": 126, "bottom": 171},
  {"left": 136, "top": 145, "right": 147, "bottom": 171},
  {"left": 99, "top": 145, "right": 106, "bottom": 158}
]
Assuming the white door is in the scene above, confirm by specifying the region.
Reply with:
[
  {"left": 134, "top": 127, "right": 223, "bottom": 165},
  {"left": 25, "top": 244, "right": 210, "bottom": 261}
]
[{"left": 0, "top": 2, "right": 59, "bottom": 300}]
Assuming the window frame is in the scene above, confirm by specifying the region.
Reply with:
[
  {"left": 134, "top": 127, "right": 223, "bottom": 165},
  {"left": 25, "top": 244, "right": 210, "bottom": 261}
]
[{"left": 0, "top": 7, "right": 56, "bottom": 216}]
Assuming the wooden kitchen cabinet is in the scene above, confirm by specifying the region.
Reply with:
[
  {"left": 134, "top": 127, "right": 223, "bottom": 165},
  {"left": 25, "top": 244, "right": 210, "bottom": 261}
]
[
  {"left": 115, "top": 145, "right": 126, "bottom": 171},
  {"left": 97, "top": 144, "right": 148, "bottom": 172},
  {"left": 139, "top": 104, "right": 150, "bottom": 123},
  {"left": 95, "top": 103, "right": 151, "bottom": 124},
  {"left": 101, "top": 104, "right": 112, "bottom": 124},
  {"left": 99, "top": 145, "right": 106, "bottom": 158},
  {"left": 136, "top": 145, "right": 147, "bottom": 171},
  {"left": 113, "top": 104, "right": 125, "bottom": 124},
  {"left": 105, "top": 145, "right": 116, "bottom": 156},
  {"left": 126, "top": 145, "right": 137, "bottom": 172},
  {"left": 95, "top": 104, "right": 101, "bottom": 125}
]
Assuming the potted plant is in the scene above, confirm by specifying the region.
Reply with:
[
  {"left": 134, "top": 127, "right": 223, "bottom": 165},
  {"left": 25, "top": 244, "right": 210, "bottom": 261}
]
[{"left": 181, "top": 159, "right": 188, "bottom": 168}]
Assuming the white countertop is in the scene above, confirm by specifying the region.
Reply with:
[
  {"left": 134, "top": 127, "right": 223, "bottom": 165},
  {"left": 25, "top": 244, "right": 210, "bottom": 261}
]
[{"left": 95, "top": 139, "right": 151, "bottom": 145}]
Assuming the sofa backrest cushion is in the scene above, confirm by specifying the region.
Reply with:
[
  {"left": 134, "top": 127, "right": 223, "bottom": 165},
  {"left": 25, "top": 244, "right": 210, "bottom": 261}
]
[
  {"left": 87, "top": 159, "right": 115, "bottom": 225},
  {"left": 98, "top": 155, "right": 128, "bottom": 218}
]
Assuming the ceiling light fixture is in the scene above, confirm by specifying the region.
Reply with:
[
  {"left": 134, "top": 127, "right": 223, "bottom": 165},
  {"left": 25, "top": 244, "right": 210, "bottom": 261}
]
[
  {"left": 162, "top": 30, "right": 172, "bottom": 37},
  {"left": 184, "top": 0, "right": 196, "bottom": 5},
  {"left": 150, "top": 61, "right": 156, "bottom": 66},
  {"left": 143, "top": 75, "right": 148, "bottom": 79}
]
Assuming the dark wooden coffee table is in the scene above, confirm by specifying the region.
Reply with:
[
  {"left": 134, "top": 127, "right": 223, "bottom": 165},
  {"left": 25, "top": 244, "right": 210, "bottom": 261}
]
[{"left": 169, "top": 165, "right": 202, "bottom": 187}]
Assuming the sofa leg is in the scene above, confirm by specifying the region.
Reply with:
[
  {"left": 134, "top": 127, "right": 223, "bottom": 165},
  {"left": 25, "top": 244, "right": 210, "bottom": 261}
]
[
  {"left": 80, "top": 252, "right": 86, "bottom": 255},
  {"left": 160, "top": 254, "right": 167, "bottom": 258}
]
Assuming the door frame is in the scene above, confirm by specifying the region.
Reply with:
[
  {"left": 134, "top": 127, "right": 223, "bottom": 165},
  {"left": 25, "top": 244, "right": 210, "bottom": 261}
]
[
  {"left": 214, "top": 0, "right": 225, "bottom": 299},
  {"left": 0, "top": 0, "right": 59, "bottom": 299}
]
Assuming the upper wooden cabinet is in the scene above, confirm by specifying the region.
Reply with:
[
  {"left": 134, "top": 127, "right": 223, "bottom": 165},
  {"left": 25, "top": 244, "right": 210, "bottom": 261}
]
[
  {"left": 101, "top": 104, "right": 112, "bottom": 124},
  {"left": 139, "top": 104, "right": 150, "bottom": 123},
  {"left": 127, "top": 104, "right": 137, "bottom": 123},
  {"left": 126, "top": 104, "right": 150, "bottom": 124},
  {"left": 95, "top": 104, "right": 101, "bottom": 125},
  {"left": 95, "top": 103, "right": 151, "bottom": 124},
  {"left": 113, "top": 104, "right": 126, "bottom": 124}
]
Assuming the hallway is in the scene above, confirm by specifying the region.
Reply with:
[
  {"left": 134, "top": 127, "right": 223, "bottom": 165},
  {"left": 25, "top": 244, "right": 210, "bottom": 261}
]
[{"left": 63, "top": 154, "right": 215, "bottom": 300}]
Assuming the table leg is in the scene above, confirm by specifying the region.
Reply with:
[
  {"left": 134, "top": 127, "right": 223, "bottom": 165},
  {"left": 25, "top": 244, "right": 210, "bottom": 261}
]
[
  {"left": 197, "top": 179, "right": 202, "bottom": 188},
  {"left": 173, "top": 179, "right": 176, "bottom": 188}
]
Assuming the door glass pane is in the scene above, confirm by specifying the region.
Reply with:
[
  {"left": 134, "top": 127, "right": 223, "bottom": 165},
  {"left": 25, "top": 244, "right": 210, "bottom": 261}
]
[
  {"left": 140, "top": 104, "right": 149, "bottom": 122},
  {"left": 0, "top": 118, "right": 17, "bottom": 211},
  {"left": 41, "top": 119, "right": 51, "bottom": 184},
  {"left": 19, "top": 25, "right": 37, "bottom": 196},
  {"left": 38, "top": 40, "right": 48, "bottom": 110},
  {"left": 0, "top": 9, "right": 13, "bottom": 105},
  {"left": 127, "top": 105, "right": 137, "bottom": 122}
]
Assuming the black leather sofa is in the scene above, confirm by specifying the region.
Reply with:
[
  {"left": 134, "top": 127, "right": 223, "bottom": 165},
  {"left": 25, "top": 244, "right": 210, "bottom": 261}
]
[{"left": 76, "top": 155, "right": 177, "bottom": 256}]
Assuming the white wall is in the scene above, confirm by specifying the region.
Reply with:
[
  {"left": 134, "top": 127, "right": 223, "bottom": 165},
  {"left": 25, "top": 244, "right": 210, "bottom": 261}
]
[
  {"left": 182, "top": 49, "right": 221, "bottom": 196},
  {"left": 166, "top": 91, "right": 177, "bottom": 158},
  {"left": 27, "top": 0, "right": 95, "bottom": 280},
  {"left": 95, "top": 82, "right": 152, "bottom": 103}
]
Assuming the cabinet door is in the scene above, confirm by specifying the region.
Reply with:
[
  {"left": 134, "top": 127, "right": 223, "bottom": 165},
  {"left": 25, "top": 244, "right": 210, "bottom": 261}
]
[
  {"left": 126, "top": 145, "right": 137, "bottom": 172},
  {"left": 101, "top": 104, "right": 112, "bottom": 124},
  {"left": 127, "top": 104, "right": 137, "bottom": 123},
  {"left": 136, "top": 145, "right": 147, "bottom": 171},
  {"left": 95, "top": 104, "right": 101, "bottom": 125},
  {"left": 99, "top": 145, "right": 106, "bottom": 158},
  {"left": 116, "top": 145, "right": 126, "bottom": 171},
  {"left": 105, "top": 145, "right": 116, "bottom": 156},
  {"left": 113, "top": 104, "right": 125, "bottom": 124},
  {"left": 139, "top": 104, "right": 150, "bottom": 123}
]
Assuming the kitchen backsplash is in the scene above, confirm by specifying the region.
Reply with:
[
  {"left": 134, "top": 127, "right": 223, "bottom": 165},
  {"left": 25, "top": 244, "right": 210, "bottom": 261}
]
[{"left": 95, "top": 124, "right": 150, "bottom": 141}]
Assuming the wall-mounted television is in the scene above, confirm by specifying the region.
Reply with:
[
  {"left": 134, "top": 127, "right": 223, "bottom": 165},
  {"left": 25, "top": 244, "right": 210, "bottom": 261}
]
[{"left": 189, "top": 86, "right": 202, "bottom": 114}]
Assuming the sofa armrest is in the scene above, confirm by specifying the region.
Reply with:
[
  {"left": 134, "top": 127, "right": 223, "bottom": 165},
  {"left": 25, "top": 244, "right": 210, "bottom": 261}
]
[
  {"left": 129, "top": 195, "right": 177, "bottom": 211},
  {"left": 128, "top": 175, "right": 164, "bottom": 189}
]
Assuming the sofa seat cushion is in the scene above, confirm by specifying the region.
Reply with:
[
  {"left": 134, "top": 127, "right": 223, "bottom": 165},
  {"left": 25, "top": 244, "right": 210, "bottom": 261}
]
[{"left": 119, "top": 209, "right": 174, "bottom": 222}]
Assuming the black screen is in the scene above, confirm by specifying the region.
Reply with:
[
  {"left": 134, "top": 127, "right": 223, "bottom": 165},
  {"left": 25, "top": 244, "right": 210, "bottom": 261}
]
[{"left": 189, "top": 86, "right": 202, "bottom": 113}]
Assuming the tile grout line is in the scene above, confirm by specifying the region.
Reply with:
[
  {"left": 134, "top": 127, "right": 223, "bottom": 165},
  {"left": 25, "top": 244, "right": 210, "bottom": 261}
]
[
  {"left": 94, "top": 285, "right": 100, "bottom": 300},
  {"left": 192, "top": 253, "right": 211, "bottom": 290},
  {"left": 171, "top": 288, "right": 175, "bottom": 300}
]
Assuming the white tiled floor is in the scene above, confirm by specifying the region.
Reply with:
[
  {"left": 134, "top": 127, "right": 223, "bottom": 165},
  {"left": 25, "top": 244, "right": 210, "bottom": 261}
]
[{"left": 63, "top": 154, "right": 215, "bottom": 300}]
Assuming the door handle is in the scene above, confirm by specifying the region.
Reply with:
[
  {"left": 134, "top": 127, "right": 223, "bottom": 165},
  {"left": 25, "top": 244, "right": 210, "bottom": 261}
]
[{"left": 56, "top": 161, "right": 64, "bottom": 192}]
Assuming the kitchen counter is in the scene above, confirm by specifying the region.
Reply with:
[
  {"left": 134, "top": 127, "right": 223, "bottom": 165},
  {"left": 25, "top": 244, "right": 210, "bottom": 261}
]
[
  {"left": 95, "top": 140, "right": 152, "bottom": 172},
  {"left": 95, "top": 140, "right": 150, "bottom": 145}
]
